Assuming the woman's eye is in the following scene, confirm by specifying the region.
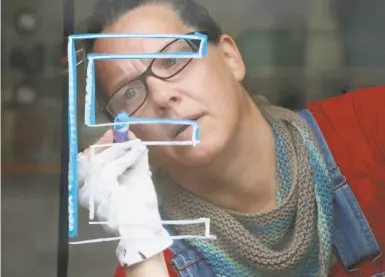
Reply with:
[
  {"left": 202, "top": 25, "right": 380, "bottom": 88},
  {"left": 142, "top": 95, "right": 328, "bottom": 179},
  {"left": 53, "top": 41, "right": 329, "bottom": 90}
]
[
  {"left": 123, "top": 88, "right": 139, "bottom": 100},
  {"left": 163, "top": 58, "right": 179, "bottom": 68}
]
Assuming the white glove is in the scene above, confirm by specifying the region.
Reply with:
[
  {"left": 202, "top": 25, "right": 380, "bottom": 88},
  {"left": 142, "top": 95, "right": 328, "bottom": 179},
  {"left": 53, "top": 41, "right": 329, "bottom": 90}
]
[{"left": 78, "top": 135, "right": 173, "bottom": 267}]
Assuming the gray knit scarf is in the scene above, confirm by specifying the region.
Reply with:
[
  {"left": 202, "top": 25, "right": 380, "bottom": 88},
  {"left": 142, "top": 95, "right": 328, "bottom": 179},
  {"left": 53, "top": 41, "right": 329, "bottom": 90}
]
[{"left": 159, "top": 105, "right": 334, "bottom": 277}]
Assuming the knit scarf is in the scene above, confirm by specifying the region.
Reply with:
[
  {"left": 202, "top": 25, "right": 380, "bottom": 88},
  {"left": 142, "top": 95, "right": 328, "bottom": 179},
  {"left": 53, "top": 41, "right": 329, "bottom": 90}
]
[{"left": 160, "top": 105, "right": 334, "bottom": 277}]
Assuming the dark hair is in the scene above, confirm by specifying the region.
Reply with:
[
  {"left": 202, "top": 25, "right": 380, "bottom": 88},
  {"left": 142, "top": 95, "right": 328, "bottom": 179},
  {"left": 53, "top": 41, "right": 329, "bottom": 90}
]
[{"left": 84, "top": 0, "right": 222, "bottom": 53}]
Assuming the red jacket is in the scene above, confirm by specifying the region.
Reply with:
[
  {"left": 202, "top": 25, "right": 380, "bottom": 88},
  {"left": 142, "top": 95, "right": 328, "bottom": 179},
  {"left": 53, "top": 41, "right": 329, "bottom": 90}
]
[{"left": 115, "top": 86, "right": 385, "bottom": 277}]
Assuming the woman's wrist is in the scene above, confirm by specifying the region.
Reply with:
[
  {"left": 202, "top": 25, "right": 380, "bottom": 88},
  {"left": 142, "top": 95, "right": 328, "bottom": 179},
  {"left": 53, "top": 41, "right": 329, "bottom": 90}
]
[
  {"left": 116, "top": 227, "right": 173, "bottom": 267},
  {"left": 124, "top": 253, "right": 169, "bottom": 277}
]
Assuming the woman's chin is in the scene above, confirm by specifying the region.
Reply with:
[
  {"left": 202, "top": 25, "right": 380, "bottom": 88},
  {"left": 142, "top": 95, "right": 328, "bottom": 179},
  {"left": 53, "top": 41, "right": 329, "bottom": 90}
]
[{"left": 173, "top": 137, "right": 225, "bottom": 167}]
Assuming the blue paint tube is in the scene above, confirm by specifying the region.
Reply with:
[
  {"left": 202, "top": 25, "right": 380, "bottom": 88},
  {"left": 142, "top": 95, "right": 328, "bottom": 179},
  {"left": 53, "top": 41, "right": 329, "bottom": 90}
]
[{"left": 113, "top": 112, "right": 130, "bottom": 143}]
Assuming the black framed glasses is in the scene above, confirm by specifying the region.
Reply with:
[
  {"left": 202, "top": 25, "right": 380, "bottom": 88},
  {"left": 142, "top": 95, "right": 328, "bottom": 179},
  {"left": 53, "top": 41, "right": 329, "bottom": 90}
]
[{"left": 101, "top": 31, "right": 211, "bottom": 121}]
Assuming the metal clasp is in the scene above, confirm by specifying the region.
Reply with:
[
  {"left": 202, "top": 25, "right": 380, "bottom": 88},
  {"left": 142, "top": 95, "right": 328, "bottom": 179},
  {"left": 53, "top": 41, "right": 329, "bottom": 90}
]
[
  {"left": 329, "top": 165, "right": 347, "bottom": 191},
  {"left": 169, "top": 246, "right": 204, "bottom": 271},
  {"left": 345, "top": 251, "right": 383, "bottom": 277}
]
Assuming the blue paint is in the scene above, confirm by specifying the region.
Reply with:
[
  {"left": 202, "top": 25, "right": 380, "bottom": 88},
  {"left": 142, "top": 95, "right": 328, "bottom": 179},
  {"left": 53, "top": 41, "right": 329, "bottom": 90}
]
[
  {"left": 113, "top": 112, "right": 130, "bottom": 143},
  {"left": 195, "top": 126, "right": 200, "bottom": 141},
  {"left": 68, "top": 38, "right": 78, "bottom": 238},
  {"left": 88, "top": 51, "right": 203, "bottom": 60},
  {"left": 69, "top": 33, "right": 207, "bottom": 40},
  {"left": 90, "top": 60, "right": 95, "bottom": 125},
  {"left": 196, "top": 32, "right": 208, "bottom": 57},
  {"left": 68, "top": 33, "right": 207, "bottom": 237}
]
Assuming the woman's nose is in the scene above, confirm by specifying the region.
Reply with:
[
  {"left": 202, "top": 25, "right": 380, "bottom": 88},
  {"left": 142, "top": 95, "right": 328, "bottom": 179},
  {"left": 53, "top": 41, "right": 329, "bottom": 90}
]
[{"left": 146, "top": 77, "right": 182, "bottom": 113}]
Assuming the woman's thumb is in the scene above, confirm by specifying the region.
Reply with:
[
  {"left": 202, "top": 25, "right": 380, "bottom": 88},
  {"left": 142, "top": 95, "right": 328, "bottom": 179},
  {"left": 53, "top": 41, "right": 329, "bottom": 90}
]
[{"left": 128, "top": 131, "right": 138, "bottom": 140}]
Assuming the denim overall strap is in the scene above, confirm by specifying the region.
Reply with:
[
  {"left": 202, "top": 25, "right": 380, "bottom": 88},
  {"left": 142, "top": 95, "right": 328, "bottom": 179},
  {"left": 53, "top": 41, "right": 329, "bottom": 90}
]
[
  {"left": 159, "top": 208, "right": 215, "bottom": 277},
  {"left": 298, "top": 109, "right": 382, "bottom": 272}
]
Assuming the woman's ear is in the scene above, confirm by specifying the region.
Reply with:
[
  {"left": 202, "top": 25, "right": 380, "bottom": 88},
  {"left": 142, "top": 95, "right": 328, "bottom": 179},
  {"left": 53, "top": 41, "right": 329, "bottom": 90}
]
[{"left": 218, "top": 34, "right": 246, "bottom": 82}]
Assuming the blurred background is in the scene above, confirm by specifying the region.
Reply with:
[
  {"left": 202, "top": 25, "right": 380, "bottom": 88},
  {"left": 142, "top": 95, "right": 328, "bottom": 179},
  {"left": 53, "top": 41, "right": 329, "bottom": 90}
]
[{"left": 2, "top": 0, "right": 385, "bottom": 276}]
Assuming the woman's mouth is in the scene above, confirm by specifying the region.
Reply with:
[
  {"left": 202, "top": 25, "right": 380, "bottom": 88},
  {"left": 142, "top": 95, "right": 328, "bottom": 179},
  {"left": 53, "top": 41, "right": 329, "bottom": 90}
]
[{"left": 172, "top": 116, "right": 202, "bottom": 141}]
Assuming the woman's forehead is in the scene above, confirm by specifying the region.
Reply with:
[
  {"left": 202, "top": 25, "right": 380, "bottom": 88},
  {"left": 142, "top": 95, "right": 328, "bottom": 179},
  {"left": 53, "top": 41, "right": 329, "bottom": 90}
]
[
  {"left": 93, "top": 4, "right": 192, "bottom": 54},
  {"left": 93, "top": 36, "right": 178, "bottom": 55}
]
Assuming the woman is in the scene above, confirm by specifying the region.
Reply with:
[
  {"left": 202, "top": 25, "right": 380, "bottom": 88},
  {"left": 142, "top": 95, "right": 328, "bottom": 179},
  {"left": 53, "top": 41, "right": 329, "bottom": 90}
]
[{"left": 77, "top": 0, "right": 385, "bottom": 276}]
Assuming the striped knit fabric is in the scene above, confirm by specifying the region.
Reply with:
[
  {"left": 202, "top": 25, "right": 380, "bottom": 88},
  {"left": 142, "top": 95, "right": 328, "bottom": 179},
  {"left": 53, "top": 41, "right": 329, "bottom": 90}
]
[{"left": 161, "top": 108, "right": 334, "bottom": 277}]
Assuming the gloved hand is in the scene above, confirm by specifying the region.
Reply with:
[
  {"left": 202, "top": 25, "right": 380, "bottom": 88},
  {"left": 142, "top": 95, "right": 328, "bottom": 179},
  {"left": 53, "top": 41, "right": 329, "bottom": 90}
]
[{"left": 77, "top": 130, "right": 173, "bottom": 267}]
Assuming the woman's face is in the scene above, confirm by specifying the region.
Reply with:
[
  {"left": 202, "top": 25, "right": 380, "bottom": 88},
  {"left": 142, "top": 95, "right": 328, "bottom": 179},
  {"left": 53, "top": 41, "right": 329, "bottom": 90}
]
[{"left": 93, "top": 3, "right": 247, "bottom": 168}]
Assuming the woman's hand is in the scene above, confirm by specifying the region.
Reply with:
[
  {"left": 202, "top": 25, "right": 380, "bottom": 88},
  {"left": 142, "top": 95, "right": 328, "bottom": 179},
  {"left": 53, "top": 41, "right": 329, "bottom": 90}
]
[{"left": 77, "top": 130, "right": 173, "bottom": 268}]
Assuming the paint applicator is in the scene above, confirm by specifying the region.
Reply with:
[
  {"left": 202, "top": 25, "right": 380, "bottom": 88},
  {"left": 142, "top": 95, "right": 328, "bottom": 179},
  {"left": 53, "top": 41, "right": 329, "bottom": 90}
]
[{"left": 113, "top": 112, "right": 130, "bottom": 143}]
